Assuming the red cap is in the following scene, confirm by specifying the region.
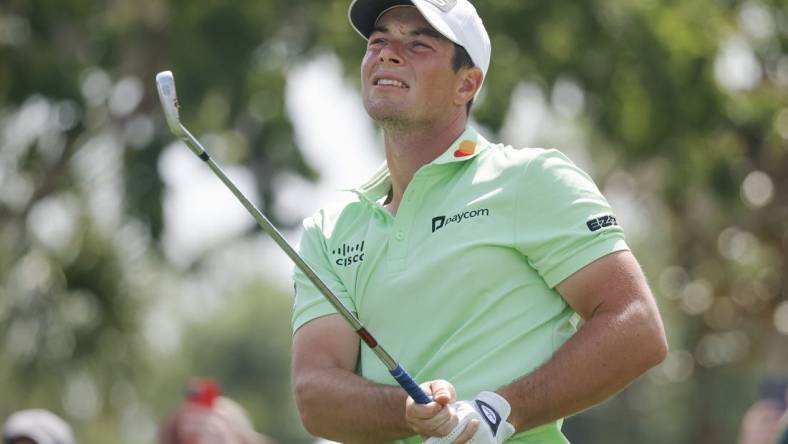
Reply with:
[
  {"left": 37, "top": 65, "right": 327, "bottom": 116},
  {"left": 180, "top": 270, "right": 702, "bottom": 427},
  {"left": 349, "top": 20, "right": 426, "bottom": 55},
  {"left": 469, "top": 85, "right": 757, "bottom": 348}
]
[{"left": 185, "top": 379, "right": 221, "bottom": 408}]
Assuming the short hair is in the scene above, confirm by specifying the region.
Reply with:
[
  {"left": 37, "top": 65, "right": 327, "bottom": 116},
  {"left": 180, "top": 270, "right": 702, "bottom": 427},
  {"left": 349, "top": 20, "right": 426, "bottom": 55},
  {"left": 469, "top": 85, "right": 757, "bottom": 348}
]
[{"left": 451, "top": 43, "right": 476, "bottom": 115}]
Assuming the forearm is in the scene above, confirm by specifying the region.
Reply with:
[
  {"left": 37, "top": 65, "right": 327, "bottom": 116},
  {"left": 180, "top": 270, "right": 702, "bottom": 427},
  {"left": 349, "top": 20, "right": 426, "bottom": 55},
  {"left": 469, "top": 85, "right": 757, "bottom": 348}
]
[
  {"left": 294, "top": 366, "right": 413, "bottom": 443},
  {"left": 498, "top": 301, "right": 667, "bottom": 432}
]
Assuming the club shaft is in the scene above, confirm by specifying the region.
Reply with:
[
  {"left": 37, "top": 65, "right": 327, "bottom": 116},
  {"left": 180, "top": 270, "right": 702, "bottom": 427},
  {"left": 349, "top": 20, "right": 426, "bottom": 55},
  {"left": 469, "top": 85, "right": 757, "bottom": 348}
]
[{"left": 176, "top": 125, "right": 400, "bottom": 369}]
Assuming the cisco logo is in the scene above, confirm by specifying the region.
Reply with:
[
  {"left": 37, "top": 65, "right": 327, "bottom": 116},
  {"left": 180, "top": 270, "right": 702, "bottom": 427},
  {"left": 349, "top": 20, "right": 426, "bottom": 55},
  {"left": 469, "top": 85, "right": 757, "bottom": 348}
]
[{"left": 332, "top": 241, "right": 365, "bottom": 267}]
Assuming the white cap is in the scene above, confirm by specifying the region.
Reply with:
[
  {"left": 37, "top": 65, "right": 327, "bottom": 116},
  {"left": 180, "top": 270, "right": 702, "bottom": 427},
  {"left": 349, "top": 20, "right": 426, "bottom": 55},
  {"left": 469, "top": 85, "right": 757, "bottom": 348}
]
[
  {"left": 349, "top": 0, "right": 491, "bottom": 83},
  {"left": 2, "top": 409, "right": 76, "bottom": 444}
]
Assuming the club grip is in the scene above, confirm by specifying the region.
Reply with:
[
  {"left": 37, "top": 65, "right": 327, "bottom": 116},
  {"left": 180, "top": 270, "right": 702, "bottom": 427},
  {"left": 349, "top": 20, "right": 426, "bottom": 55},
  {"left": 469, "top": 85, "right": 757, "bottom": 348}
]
[{"left": 389, "top": 364, "right": 432, "bottom": 404}]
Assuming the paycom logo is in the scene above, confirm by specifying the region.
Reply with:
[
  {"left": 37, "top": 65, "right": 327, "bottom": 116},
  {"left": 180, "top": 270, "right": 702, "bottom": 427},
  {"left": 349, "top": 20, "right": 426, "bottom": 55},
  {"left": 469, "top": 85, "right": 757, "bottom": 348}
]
[{"left": 431, "top": 208, "right": 490, "bottom": 233}]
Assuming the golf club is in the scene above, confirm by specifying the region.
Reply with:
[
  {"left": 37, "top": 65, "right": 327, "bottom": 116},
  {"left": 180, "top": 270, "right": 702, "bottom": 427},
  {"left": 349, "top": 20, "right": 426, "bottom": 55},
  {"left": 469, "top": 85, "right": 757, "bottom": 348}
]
[{"left": 155, "top": 70, "right": 432, "bottom": 405}]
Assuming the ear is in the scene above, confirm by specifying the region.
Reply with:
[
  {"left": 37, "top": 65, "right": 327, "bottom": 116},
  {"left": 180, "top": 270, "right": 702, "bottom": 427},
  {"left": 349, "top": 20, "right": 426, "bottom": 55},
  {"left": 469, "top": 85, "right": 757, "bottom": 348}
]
[{"left": 454, "top": 67, "right": 483, "bottom": 107}]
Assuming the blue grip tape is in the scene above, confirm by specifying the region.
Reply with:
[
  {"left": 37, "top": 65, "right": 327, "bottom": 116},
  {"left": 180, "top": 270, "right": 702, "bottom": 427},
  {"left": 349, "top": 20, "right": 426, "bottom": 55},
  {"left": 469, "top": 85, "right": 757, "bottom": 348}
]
[{"left": 390, "top": 364, "right": 432, "bottom": 404}]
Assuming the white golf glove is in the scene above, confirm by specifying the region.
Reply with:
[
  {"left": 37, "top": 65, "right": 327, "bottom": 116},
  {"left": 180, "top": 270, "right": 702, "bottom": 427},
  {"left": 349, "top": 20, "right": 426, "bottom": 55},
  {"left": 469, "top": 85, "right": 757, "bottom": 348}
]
[{"left": 424, "top": 391, "right": 515, "bottom": 444}]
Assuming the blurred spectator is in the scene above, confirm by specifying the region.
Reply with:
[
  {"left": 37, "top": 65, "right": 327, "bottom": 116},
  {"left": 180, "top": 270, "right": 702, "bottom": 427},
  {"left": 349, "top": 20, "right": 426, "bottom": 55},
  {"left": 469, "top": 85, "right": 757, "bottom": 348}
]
[
  {"left": 777, "top": 409, "right": 788, "bottom": 444},
  {"left": 738, "top": 381, "right": 788, "bottom": 444},
  {"left": 158, "top": 379, "right": 275, "bottom": 444},
  {"left": 2, "top": 409, "right": 75, "bottom": 444}
]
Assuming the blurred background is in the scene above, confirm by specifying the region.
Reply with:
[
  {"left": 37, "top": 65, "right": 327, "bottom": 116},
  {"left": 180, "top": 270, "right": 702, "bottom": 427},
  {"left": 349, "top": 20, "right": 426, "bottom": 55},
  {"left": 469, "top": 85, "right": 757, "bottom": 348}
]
[{"left": 1, "top": 0, "right": 787, "bottom": 443}]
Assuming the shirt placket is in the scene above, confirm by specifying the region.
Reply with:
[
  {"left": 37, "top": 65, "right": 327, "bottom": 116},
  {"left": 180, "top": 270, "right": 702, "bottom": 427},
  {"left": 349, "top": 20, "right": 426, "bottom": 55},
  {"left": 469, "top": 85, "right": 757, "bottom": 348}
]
[{"left": 387, "top": 169, "right": 435, "bottom": 274}]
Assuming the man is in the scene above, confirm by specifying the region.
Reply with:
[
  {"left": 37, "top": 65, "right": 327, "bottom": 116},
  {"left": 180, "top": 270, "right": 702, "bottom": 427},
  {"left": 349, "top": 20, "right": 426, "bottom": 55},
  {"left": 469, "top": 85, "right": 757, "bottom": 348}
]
[
  {"left": 738, "top": 384, "right": 788, "bottom": 444},
  {"left": 291, "top": 1, "right": 667, "bottom": 443},
  {"left": 158, "top": 379, "right": 275, "bottom": 444}
]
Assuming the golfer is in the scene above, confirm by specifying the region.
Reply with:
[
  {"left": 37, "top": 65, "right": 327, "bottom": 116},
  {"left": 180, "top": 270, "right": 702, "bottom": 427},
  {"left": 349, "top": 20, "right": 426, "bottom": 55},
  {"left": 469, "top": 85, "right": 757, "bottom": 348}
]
[{"left": 291, "top": 1, "right": 667, "bottom": 443}]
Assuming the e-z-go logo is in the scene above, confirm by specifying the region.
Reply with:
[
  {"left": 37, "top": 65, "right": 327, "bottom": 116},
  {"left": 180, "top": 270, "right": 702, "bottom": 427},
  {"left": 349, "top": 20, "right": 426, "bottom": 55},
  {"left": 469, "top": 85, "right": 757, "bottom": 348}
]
[{"left": 332, "top": 241, "right": 365, "bottom": 267}]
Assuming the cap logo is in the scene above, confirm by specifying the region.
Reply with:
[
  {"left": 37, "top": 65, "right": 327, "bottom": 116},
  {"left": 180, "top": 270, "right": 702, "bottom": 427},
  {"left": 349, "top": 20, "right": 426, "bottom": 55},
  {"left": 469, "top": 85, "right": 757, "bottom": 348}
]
[{"left": 422, "top": 0, "right": 457, "bottom": 13}]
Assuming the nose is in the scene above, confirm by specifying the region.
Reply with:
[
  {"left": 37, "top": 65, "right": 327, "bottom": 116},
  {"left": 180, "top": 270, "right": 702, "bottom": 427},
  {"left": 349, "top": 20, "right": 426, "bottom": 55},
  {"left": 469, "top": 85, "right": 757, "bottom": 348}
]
[{"left": 378, "top": 43, "right": 403, "bottom": 66}]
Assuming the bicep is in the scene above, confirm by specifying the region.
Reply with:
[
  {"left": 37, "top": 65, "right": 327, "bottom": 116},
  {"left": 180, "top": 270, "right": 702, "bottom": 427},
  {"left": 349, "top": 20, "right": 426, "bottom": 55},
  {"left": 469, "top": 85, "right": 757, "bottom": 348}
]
[
  {"left": 292, "top": 314, "right": 361, "bottom": 376},
  {"left": 555, "top": 250, "right": 654, "bottom": 321}
]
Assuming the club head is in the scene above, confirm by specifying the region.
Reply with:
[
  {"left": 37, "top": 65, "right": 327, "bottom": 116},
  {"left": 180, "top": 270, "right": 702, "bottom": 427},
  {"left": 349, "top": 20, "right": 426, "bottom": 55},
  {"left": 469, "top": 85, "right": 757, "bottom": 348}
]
[{"left": 155, "top": 70, "right": 185, "bottom": 136}]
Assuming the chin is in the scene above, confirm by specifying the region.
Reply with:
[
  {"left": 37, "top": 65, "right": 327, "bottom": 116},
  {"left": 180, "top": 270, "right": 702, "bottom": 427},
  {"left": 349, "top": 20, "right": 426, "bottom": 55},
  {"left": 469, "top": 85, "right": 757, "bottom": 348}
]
[{"left": 364, "top": 101, "right": 409, "bottom": 123}]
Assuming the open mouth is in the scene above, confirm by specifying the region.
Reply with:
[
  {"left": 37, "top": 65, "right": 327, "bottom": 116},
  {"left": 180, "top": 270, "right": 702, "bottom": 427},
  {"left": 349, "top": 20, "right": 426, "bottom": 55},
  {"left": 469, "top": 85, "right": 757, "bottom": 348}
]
[{"left": 374, "top": 78, "right": 409, "bottom": 89}]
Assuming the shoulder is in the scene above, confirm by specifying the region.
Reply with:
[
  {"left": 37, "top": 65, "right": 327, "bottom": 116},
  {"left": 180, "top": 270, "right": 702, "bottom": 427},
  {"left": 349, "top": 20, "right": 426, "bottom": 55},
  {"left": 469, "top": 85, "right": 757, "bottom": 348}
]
[
  {"left": 301, "top": 195, "right": 369, "bottom": 240},
  {"left": 477, "top": 140, "right": 583, "bottom": 183}
]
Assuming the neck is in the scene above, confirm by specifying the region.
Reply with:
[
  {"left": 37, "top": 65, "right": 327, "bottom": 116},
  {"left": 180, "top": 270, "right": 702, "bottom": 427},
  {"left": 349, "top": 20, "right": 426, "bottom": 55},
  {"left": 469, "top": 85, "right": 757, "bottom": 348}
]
[{"left": 382, "top": 111, "right": 467, "bottom": 213}]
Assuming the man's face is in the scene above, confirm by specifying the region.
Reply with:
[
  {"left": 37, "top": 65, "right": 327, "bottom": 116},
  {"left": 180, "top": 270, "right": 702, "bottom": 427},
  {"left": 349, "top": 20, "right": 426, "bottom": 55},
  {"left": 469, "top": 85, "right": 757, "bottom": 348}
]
[{"left": 361, "top": 6, "right": 462, "bottom": 126}]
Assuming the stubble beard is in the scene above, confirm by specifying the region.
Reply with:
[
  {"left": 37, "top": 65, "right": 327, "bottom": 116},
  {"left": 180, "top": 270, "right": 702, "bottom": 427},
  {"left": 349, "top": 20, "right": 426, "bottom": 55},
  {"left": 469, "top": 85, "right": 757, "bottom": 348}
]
[
  {"left": 364, "top": 99, "right": 414, "bottom": 132},
  {"left": 364, "top": 93, "right": 441, "bottom": 133},
  {"left": 376, "top": 115, "right": 413, "bottom": 132}
]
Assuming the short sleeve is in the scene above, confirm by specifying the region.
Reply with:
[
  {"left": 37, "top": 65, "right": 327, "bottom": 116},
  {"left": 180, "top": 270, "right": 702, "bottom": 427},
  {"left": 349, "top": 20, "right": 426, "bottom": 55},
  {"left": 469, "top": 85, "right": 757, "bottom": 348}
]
[
  {"left": 514, "top": 149, "right": 629, "bottom": 288},
  {"left": 291, "top": 213, "right": 356, "bottom": 333}
]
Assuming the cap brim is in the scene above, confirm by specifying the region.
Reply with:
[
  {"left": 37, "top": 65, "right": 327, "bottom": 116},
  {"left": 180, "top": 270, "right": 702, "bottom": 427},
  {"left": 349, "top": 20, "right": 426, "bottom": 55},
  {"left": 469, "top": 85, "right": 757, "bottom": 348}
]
[
  {"left": 349, "top": 0, "right": 463, "bottom": 47},
  {"left": 349, "top": 0, "right": 414, "bottom": 38}
]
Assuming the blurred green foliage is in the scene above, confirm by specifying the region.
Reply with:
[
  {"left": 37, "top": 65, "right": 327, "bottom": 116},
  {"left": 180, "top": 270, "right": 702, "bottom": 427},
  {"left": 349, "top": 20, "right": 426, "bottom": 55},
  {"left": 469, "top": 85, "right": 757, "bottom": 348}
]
[{"left": 0, "top": 0, "right": 786, "bottom": 443}]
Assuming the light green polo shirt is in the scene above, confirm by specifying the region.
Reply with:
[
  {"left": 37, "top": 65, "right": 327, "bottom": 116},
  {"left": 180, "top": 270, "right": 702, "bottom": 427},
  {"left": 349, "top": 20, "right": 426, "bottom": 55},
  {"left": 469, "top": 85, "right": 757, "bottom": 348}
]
[{"left": 292, "top": 127, "right": 628, "bottom": 444}]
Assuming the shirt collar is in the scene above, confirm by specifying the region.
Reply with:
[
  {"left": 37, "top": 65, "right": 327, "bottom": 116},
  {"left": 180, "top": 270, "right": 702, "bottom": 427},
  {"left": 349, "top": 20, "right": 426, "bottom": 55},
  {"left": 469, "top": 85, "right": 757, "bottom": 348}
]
[
  {"left": 349, "top": 126, "right": 489, "bottom": 203},
  {"left": 431, "top": 126, "right": 488, "bottom": 165}
]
